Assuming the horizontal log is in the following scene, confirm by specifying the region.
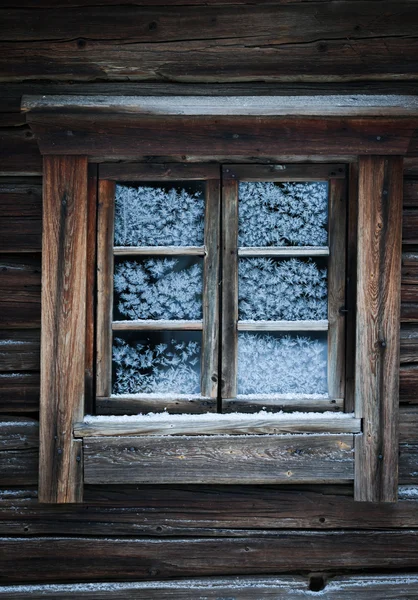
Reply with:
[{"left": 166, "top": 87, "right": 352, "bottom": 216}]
[
  {"left": 400, "top": 365, "right": 418, "bottom": 403},
  {"left": 399, "top": 443, "right": 418, "bottom": 482},
  {"left": 0, "top": 256, "right": 41, "bottom": 328},
  {"left": 0, "top": 417, "right": 38, "bottom": 450},
  {"left": 0, "top": 330, "right": 40, "bottom": 372},
  {"left": 114, "top": 246, "right": 205, "bottom": 256},
  {"left": 27, "top": 114, "right": 417, "bottom": 157},
  {"left": 83, "top": 434, "right": 354, "bottom": 485},
  {"left": 403, "top": 210, "right": 418, "bottom": 243},
  {"left": 2, "top": 574, "right": 418, "bottom": 600},
  {"left": 0, "top": 128, "right": 42, "bottom": 176},
  {"left": 112, "top": 320, "right": 203, "bottom": 331},
  {"left": 404, "top": 179, "right": 418, "bottom": 207},
  {"left": 400, "top": 325, "right": 418, "bottom": 363},
  {"left": 400, "top": 303, "right": 418, "bottom": 322},
  {"left": 237, "top": 320, "right": 328, "bottom": 331},
  {"left": 96, "top": 395, "right": 217, "bottom": 415},
  {"left": 75, "top": 414, "right": 361, "bottom": 437},
  {"left": 2, "top": 531, "right": 418, "bottom": 583},
  {"left": 0, "top": 449, "right": 38, "bottom": 486},
  {"left": 0, "top": 212, "right": 41, "bottom": 252},
  {"left": 0, "top": 373, "right": 40, "bottom": 413},
  {"left": 223, "top": 396, "right": 344, "bottom": 413},
  {"left": 400, "top": 407, "right": 418, "bottom": 442},
  {"left": 0, "top": 181, "right": 42, "bottom": 217}
]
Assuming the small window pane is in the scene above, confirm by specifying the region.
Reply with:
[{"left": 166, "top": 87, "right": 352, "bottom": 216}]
[
  {"left": 237, "top": 331, "right": 328, "bottom": 395},
  {"left": 112, "top": 331, "right": 201, "bottom": 395},
  {"left": 114, "top": 181, "right": 205, "bottom": 246},
  {"left": 114, "top": 257, "right": 203, "bottom": 321},
  {"left": 238, "top": 257, "right": 327, "bottom": 321},
  {"left": 239, "top": 181, "right": 328, "bottom": 247}
]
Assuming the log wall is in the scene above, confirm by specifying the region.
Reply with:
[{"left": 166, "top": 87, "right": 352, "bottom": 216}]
[{"left": 1, "top": 1, "right": 418, "bottom": 595}]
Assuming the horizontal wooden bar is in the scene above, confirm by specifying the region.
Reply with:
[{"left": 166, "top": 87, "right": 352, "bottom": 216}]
[
  {"left": 96, "top": 395, "right": 217, "bottom": 415},
  {"left": 224, "top": 163, "right": 346, "bottom": 181},
  {"left": 114, "top": 246, "right": 205, "bottom": 256},
  {"left": 112, "top": 320, "right": 203, "bottom": 331},
  {"left": 83, "top": 434, "right": 354, "bottom": 484},
  {"left": 3, "top": 574, "right": 418, "bottom": 599},
  {"left": 237, "top": 320, "right": 328, "bottom": 331},
  {"left": 22, "top": 95, "right": 418, "bottom": 117},
  {"left": 3, "top": 531, "right": 418, "bottom": 584},
  {"left": 238, "top": 247, "right": 329, "bottom": 257},
  {"left": 75, "top": 414, "right": 360, "bottom": 437},
  {"left": 27, "top": 114, "right": 416, "bottom": 157},
  {"left": 100, "top": 162, "right": 220, "bottom": 180},
  {"left": 223, "top": 396, "right": 344, "bottom": 413}
]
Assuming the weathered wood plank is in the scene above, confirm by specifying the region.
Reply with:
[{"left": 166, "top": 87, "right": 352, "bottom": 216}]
[
  {"left": 75, "top": 414, "right": 361, "bottom": 437},
  {"left": 221, "top": 173, "right": 238, "bottom": 400},
  {"left": 114, "top": 246, "right": 205, "bottom": 256},
  {"left": 0, "top": 450, "right": 38, "bottom": 486},
  {"left": 100, "top": 162, "right": 219, "bottom": 180},
  {"left": 24, "top": 95, "right": 418, "bottom": 117},
  {"left": 0, "top": 128, "right": 42, "bottom": 176},
  {"left": 404, "top": 179, "right": 418, "bottom": 207},
  {"left": 0, "top": 256, "right": 41, "bottom": 328},
  {"left": 112, "top": 320, "right": 203, "bottom": 331},
  {"left": 39, "top": 156, "right": 87, "bottom": 504},
  {"left": 85, "top": 164, "right": 98, "bottom": 415},
  {"left": 223, "top": 396, "right": 344, "bottom": 413},
  {"left": 355, "top": 156, "right": 403, "bottom": 502},
  {"left": 201, "top": 178, "right": 220, "bottom": 398},
  {"left": 0, "top": 417, "right": 38, "bottom": 451},
  {"left": 400, "top": 365, "right": 418, "bottom": 403},
  {"left": 0, "top": 330, "right": 40, "bottom": 372},
  {"left": 399, "top": 443, "right": 418, "bottom": 482},
  {"left": 2, "top": 531, "right": 418, "bottom": 583},
  {"left": 0, "top": 373, "right": 39, "bottom": 413},
  {"left": 237, "top": 320, "right": 328, "bottom": 331},
  {"left": 84, "top": 434, "right": 354, "bottom": 485},
  {"left": 402, "top": 210, "right": 418, "bottom": 243},
  {"left": 345, "top": 162, "right": 358, "bottom": 412},
  {"left": 96, "top": 395, "right": 217, "bottom": 415},
  {"left": 238, "top": 246, "right": 329, "bottom": 257},
  {"left": 2, "top": 574, "right": 418, "bottom": 600},
  {"left": 27, "top": 114, "right": 416, "bottom": 157},
  {"left": 400, "top": 325, "right": 418, "bottom": 363},
  {"left": 400, "top": 407, "right": 418, "bottom": 442},
  {"left": 96, "top": 180, "right": 115, "bottom": 399}
]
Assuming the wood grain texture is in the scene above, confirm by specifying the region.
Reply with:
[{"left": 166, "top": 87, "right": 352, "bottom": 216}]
[
  {"left": 39, "top": 155, "right": 87, "bottom": 503},
  {"left": 83, "top": 434, "right": 354, "bottom": 485},
  {"left": 0, "top": 330, "right": 40, "bottom": 372},
  {"left": 237, "top": 321, "right": 328, "bottom": 331},
  {"left": 345, "top": 163, "right": 358, "bottom": 412},
  {"left": 2, "top": 531, "right": 418, "bottom": 583},
  {"left": 400, "top": 325, "right": 418, "bottom": 363},
  {"left": 0, "top": 180, "right": 42, "bottom": 251},
  {"left": 85, "top": 164, "right": 98, "bottom": 415},
  {"left": 238, "top": 246, "right": 329, "bottom": 257},
  {"left": 355, "top": 156, "right": 403, "bottom": 502},
  {"left": 0, "top": 256, "right": 41, "bottom": 329},
  {"left": 96, "top": 395, "right": 216, "bottom": 415},
  {"left": 223, "top": 396, "right": 344, "bottom": 413},
  {"left": 0, "top": 372, "right": 40, "bottom": 413},
  {"left": 27, "top": 114, "right": 416, "bottom": 158},
  {"left": 112, "top": 320, "right": 203, "bottom": 331},
  {"left": 3, "top": 2, "right": 418, "bottom": 82},
  {"left": 400, "top": 365, "right": 418, "bottom": 403},
  {"left": 221, "top": 174, "right": 238, "bottom": 400},
  {"left": 202, "top": 179, "right": 220, "bottom": 398},
  {"left": 99, "top": 162, "right": 219, "bottom": 180},
  {"left": 96, "top": 180, "right": 115, "bottom": 398}
]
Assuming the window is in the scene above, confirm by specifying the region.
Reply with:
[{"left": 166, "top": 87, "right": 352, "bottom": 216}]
[{"left": 95, "top": 164, "right": 347, "bottom": 417}]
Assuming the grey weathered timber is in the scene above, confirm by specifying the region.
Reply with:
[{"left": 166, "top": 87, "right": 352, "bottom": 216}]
[
  {"left": 0, "top": 180, "right": 42, "bottom": 251},
  {"left": 113, "top": 246, "right": 205, "bottom": 256},
  {"left": 96, "top": 395, "right": 217, "bottom": 415},
  {"left": 221, "top": 173, "right": 238, "bottom": 400},
  {"left": 99, "top": 162, "right": 219, "bottom": 181},
  {"left": 96, "top": 180, "right": 115, "bottom": 399},
  {"left": 85, "top": 164, "right": 98, "bottom": 415},
  {"left": 0, "top": 372, "right": 40, "bottom": 414},
  {"left": 2, "top": 531, "right": 418, "bottom": 583},
  {"left": 223, "top": 396, "right": 344, "bottom": 413},
  {"left": 39, "top": 156, "right": 87, "bottom": 503},
  {"left": 237, "top": 320, "right": 328, "bottom": 331},
  {"left": 0, "top": 330, "right": 40, "bottom": 372},
  {"left": 328, "top": 178, "right": 347, "bottom": 400},
  {"left": 400, "top": 325, "right": 418, "bottom": 363},
  {"left": 355, "top": 156, "right": 403, "bottom": 502},
  {"left": 0, "top": 417, "right": 38, "bottom": 450},
  {"left": 0, "top": 417, "right": 39, "bottom": 485},
  {"left": 201, "top": 179, "right": 220, "bottom": 398},
  {"left": 238, "top": 247, "right": 329, "bottom": 257},
  {"left": 0, "top": 256, "right": 41, "bottom": 329},
  {"left": 26, "top": 114, "right": 417, "bottom": 157},
  {"left": 23, "top": 95, "right": 418, "bottom": 117},
  {"left": 83, "top": 434, "right": 354, "bottom": 484},
  {"left": 74, "top": 414, "right": 361, "bottom": 437},
  {"left": 400, "top": 407, "right": 418, "bottom": 442},
  {"left": 2, "top": 575, "right": 418, "bottom": 600},
  {"left": 112, "top": 320, "right": 203, "bottom": 331}
]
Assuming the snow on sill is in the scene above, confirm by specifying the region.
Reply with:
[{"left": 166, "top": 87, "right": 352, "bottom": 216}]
[{"left": 83, "top": 410, "right": 354, "bottom": 424}]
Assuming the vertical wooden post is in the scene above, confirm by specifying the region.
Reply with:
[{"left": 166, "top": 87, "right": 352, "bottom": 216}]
[
  {"left": 355, "top": 156, "right": 403, "bottom": 503},
  {"left": 39, "top": 156, "right": 88, "bottom": 503}
]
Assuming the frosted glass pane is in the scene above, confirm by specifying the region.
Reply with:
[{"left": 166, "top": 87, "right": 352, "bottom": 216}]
[
  {"left": 238, "top": 257, "right": 327, "bottom": 321},
  {"left": 239, "top": 181, "right": 328, "bottom": 247},
  {"left": 114, "top": 181, "right": 205, "bottom": 246},
  {"left": 237, "top": 332, "right": 328, "bottom": 395},
  {"left": 114, "top": 257, "right": 203, "bottom": 321},
  {"left": 112, "top": 331, "right": 201, "bottom": 395}
]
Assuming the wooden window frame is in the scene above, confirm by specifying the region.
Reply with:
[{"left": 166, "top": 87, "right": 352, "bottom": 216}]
[{"left": 28, "top": 94, "right": 407, "bottom": 503}]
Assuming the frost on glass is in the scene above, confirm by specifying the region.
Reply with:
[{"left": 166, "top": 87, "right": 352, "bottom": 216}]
[
  {"left": 239, "top": 258, "right": 327, "bottom": 321},
  {"left": 112, "top": 331, "right": 201, "bottom": 395},
  {"left": 114, "top": 257, "right": 203, "bottom": 321},
  {"left": 114, "top": 182, "right": 205, "bottom": 246},
  {"left": 237, "top": 332, "right": 328, "bottom": 395},
  {"left": 239, "top": 181, "right": 328, "bottom": 247}
]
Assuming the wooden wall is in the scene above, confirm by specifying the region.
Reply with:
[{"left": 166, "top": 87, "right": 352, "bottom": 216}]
[{"left": 1, "top": 1, "right": 418, "bottom": 596}]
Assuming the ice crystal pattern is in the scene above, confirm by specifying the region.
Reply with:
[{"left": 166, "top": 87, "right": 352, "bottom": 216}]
[
  {"left": 239, "top": 258, "right": 327, "bottom": 321},
  {"left": 238, "top": 333, "right": 327, "bottom": 394},
  {"left": 114, "top": 184, "right": 205, "bottom": 246},
  {"left": 113, "top": 337, "right": 200, "bottom": 394},
  {"left": 114, "top": 259, "right": 203, "bottom": 320},
  {"left": 239, "top": 181, "right": 328, "bottom": 247}
]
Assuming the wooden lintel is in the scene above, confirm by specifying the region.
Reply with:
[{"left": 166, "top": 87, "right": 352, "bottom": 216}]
[
  {"left": 26, "top": 113, "right": 417, "bottom": 158},
  {"left": 355, "top": 156, "right": 403, "bottom": 503},
  {"left": 39, "top": 156, "right": 87, "bottom": 504}
]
